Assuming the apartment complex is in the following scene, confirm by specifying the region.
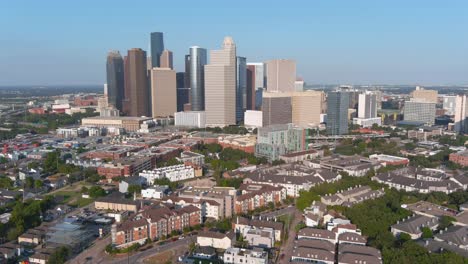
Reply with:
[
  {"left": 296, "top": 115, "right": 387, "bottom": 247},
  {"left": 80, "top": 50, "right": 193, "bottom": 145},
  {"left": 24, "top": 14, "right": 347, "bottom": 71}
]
[
  {"left": 139, "top": 164, "right": 196, "bottom": 183},
  {"left": 255, "top": 124, "right": 308, "bottom": 162},
  {"left": 235, "top": 184, "right": 286, "bottom": 214}
]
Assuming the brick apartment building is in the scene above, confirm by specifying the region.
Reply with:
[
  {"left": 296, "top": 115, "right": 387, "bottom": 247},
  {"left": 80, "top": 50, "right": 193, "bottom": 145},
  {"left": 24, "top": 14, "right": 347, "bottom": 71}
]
[
  {"left": 112, "top": 205, "right": 201, "bottom": 248},
  {"left": 235, "top": 184, "right": 286, "bottom": 214}
]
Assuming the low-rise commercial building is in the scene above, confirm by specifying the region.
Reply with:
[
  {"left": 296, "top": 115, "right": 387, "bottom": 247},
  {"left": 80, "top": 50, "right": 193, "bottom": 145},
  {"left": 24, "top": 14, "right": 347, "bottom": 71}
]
[
  {"left": 174, "top": 111, "right": 206, "bottom": 128},
  {"left": 81, "top": 116, "right": 152, "bottom": 132}
]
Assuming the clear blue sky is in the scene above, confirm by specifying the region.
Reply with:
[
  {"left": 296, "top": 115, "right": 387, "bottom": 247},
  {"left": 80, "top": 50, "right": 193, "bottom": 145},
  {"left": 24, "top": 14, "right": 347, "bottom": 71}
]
[{"left": 1, "top": 0, "right": 467, "bottom": 86}]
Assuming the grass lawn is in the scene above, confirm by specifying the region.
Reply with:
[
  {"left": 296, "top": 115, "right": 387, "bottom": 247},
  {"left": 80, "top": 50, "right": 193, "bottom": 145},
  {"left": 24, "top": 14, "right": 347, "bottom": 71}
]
[
  {"left": 69, "top": 197, "right": 94, "bottom": 207},
  {"left": 50, "top": 181, "right": 95, "bottom": 207}
]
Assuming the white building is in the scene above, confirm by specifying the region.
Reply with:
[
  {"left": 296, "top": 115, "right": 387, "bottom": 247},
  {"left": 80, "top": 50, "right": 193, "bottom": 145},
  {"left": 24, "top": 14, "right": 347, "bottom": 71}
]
[
  {"left": 358, "top": 91, "right": 377, "bottom": 118},
  {"left": 174, "top": 111, "right": 206, "bottom": 128},
  {"left": 454, "top": 95, "right": 468, "bottom": 133},
  {"left": 352, "top": 117, "right": 382, "bottom": 128},
  {"left": 197, "top": 231, "right": 235, "bottom": 250},
  {"left": 244, "top": 110, "right": 263, "bottom": 128},
  {"left": 443, "top": 95, "right": 457, "bottom": 116},
  {"left": 139, "top": 165, "right": 195, "bottom": 183},
  {"left": 141, "top": 186, "right": 169, "bottom": 199},
  {"left": 177, "top": 151, "right": 205, "bottom": 166},
  {"left": 223, "top": 247, "right": 268, "bottom": 264},
  {"left": 242, "top": 226, "right": 275, "bottom": 248}
]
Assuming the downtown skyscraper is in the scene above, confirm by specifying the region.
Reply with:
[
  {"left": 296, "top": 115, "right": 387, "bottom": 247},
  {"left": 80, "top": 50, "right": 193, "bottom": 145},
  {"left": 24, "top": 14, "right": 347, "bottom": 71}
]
[
  {"left": 189, "top": 46, "right": 207, "bottom": 111},
  {"left": 106, "top": 50, "right": 124, "bottom": 112},
  {"left": 205, "top": 37, "right": 236, "bottom": 127},
  {"left": 150, "top": 32, "right": 164, "bottom": 68},
  {"left": 126, "top": 48, "right": 150, "bottom": 117},
  {"left": 236, "top": 56, "right": 247, "bottom": 123}
]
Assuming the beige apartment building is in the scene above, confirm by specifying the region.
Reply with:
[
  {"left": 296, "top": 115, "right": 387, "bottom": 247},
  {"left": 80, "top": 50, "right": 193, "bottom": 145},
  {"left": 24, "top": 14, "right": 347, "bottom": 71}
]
[
  {"left": 205, "top": 37, "right": 236, "bottom": 127},
  {"left": 150, "top": 67, "right": 177, "bottom": 117},
  {"left": 265, "top": 59, "right": 296, "bottom": 92},
  {"left": 292, "top": 91, "right": 323, "bottom": 127}
]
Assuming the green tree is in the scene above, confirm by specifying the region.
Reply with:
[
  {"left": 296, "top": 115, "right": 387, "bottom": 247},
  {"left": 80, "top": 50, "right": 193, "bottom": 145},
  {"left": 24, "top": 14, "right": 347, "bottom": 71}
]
[
  {"left": 421, "top": 227, "right": 433, "bottom": 239},
  {"left": 88, "top": 186, "right": 106, "bottom": 198},
  {"left": 127, "top": 184, "right": 142, "bottom": 194},
  {"left": 438, "top": 215, "right": 456, "bottom": 230},
  {"left": 25, "top": 176, "right": 34, "bottom": 189},
  {"left": 48, "top": 246, "right": 70, "bottom": 264},
  {"left": 0, "top": 176, "right": 13, "bottom": 189},
  {"left": 34, "top": 179, "right": 44, "bottom": 189}
]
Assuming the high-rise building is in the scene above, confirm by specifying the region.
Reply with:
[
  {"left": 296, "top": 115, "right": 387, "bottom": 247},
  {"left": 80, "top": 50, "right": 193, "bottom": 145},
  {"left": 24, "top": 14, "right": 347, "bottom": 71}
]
[
  {"left": 190, "top": 47, "right": 207, "bottom": 111},
  {"left": 246, "top": 62, "right": 265, "bottom": 110},
  {"left": 204, "top": 37, "right": 237, "bottom": 127},
  {"left": 106, "top": 51, "right": 125, "bottom": 112},
  {"left": 160, "top": 50, "right": 173, "bottom": 69},
  {"left": 127, "top": 48, "right": 150, "bottom": 117},
  {"left": 262, "top": 91, "right": 322, "bottom": 128},
  {"left": 150, "top": 68, "right": 176, "bottom": 117},
  {"left": 326, "top": 91, "right": 350, "bottom": 135},
  {"left": 292, "top": 91, "right": 323, "bottom": 127},
  {"left": 294, "top": 80, "right": 304, "bottom": 92},
  {"left": 403, "top": 100, "right": 436, "bottom": 125},
  {"left": 255, "top": 124, "right": 307, "bottom": 162},
  {"left": 411, "top": 86, "right": 438, "bottom": 103},
  {"left": 443, "top": 95, "right": 457, "bottom": 116},
  {"left": 184, "top": 54, "right": 191, "bottom": 89},
  {"left": 176, "top": 72, "right": 190, "bottom": 112},
  {"left": 454, "top": 95, "right": 468, "bottom": 133},
  {"left": 122, "top": 55, "right": 131, "bottom": 115},
  {"left": 358, "top": 91, "right": 377, "bottom": 118},
  {"left": 265, "top": 59, "right": 296, "bottom": 92},
  {"left": 262, "top": 92, "right": 292, "bottom": 127},
  {"left": 150, "top": 32, "right": 164, "bottom": 68},
  {"left": 236, "top": 56, "right": 247, "bottom": 123}
]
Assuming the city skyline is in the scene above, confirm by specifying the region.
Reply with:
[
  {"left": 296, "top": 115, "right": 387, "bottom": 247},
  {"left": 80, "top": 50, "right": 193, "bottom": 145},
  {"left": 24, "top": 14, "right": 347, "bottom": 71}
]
[{"left": 1, "top": 1, "right": 468, "bottom": 86}]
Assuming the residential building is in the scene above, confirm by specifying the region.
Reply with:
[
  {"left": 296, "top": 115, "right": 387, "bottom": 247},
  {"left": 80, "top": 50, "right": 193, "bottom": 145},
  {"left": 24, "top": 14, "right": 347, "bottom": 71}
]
[
  {"left": 177, "top": 151, "right": 205, "bottom": 166},
  {"left": 358, "top": 91, "right": 377, "bottom": 119},
  {"left": 141, "top": 186, "right": 169, "bottom": 199},
  {"left": 223, "top": 247, "right": 268, "bottom": 264},
  {"left": 338, "top": 244, "right": 382, "bottom": 264},
  {"left": 368, "top": 154, "right": 410, "bottom": 166},
  {"left": 391, "top": 214, "right": 438, "bottom": 239},
  {"left": 315, "top": 155, "right": 382, "bottom": 177},
  {"left": 235, "top": 184, "right": 286, "bottom": 214},
  {"left": 205, "top": 37, "right": 237, "bottom": 127},
  {"left": 150, "top": 67, "right": 176, "bottom": 117},
  {"left": 403, "top": 100, "right": 436, "bottom": 125},
  {"left": 449, "top": 150, "right": 468, "bottom": 167},
  {"left": 234, "top": 216, "right": 284, "bottom": 242},
  {"left": 242, "top": 226, "right": 275, "bottom": 248},
  {"left": 255, "top": 124, "right": 307, "bottom": 162},
  {"left": 279, "top": 149, "right": 322, "bottom": 163},
  {"left": 320, "top": 186, "right": 385, "bottom": 207},
  {"left": 112, "top": 205, "right": 201, "bottom": 248},
  {"left": 327, "top": 90, "right": 350, "bottom": 135},
  {"left": 97, "top": 156, "right": 152, "bottom": 179},
  {"left": 94, "top": 196, "right": 140, "bottom": 212},
  {"left": 106, "top": 50, "right": 125, "bottom": 111},
  {"left": 265, "top": 59, "right": 296, "bottom": 92},
  {"left": 197, "top": 231, "right": 235, "bottom": 250},
  {"left": 118, "top": 176, "right": 146, "bottom": 193},
  {"left": 139, "top": 165, "right": 196, "bottom": 183},
  {"left": 218, "top": 134, "right": 256, "bottom": 153},
  {"left": 190, "top": 46, "right": 207, "bottom": 111},
  {"left": 178, "top": 186, "right": 236, "bottom": 219}
]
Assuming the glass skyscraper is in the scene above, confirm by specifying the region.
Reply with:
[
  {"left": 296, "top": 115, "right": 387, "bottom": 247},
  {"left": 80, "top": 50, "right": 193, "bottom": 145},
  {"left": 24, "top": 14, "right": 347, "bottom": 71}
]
[
  {"left": 106, "top": 50, "right": 125, "bottom": 112},
  {"left": 326, "top": 91, "right": 350, "bottom": 135},
  {"left": 189, "top": 46, "right": 207, "bottom": 111},
  {"left": 150, "top": 32, "right": 164, "bottom": 68},
  {"left": 236, "top": 56, "right": 247, "bottom": 123}
]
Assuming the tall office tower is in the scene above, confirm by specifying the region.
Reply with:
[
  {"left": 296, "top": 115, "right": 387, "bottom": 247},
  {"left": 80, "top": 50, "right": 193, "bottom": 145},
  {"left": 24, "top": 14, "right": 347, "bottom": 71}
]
[
  {"left": 160, "top": 50, "right": 173, "bottom": 69},
  {"left": 265, "top": 59, "right": 296, "bottom": 92},
  {"left": 150, "top": 32, "right": 164, "bottom": 68},
  {"left": 262, "top": 92, "right": 292, "bottom": 127},
  {"left": 106, "top": 51, "right": 125, "bottom": 112},
  {"left": 246, "top": 62, "right": 265, "bottom": 110},
  {"left": 184, "top": 54, "right": 191, "bottom": 89},
  {"left": 103, "top": 84, "right": 108, "bottom": 96},
  {"left": 358, "top": 91, "right": 377, "bottom": 118},
  {"left": 443, "top": 95, "right": 457, "bottom": 116},
  {"left": 403, "top": 100, "right": 436, "bottom": 125},
  {"left": 236, "top": 56, "right": 247, "bottom": 123},
  {"left": 411, "top": 86, "right": 438, "bottom": 103},
  {"left": 150, "top": 68, "right": 177, "bottom": 117},
  {"left": 294, "top": 79, "right": 304, "bottom": 92},
  {"left": 454, "top": 95, "right": 468, "bottom": 133},
  {"left": 292, "top": 91, "right": 323, "bottom": 127},
  {"left": 122, "top": 55, "right": 131, "bottom": 115},
  {"left": 176, "top": 72, "right": 190, "bottom": 112},
  {"left": 127, "top": 48, "right": 150, "bottom": 117},
  {"left": 190, "top": 47, "right": 207, "bottom": 111},
  {"left": 326, "top": 91, "right": 350, "bottom": 135},
  {"left": 205, "top": 37, "right": 237, "bottom": 127}
]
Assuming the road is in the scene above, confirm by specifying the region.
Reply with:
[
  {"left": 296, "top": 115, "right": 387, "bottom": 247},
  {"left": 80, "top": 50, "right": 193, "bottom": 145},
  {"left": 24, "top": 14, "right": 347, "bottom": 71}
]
[
  {"left": 70, "top": 235, "right": 196, "bottom": 264},
  {"left": 259, "top": 206, "right": 296, "bottom": 220},
  {"left": 277, "top": 208, "right": 302, "bottom": 264}
]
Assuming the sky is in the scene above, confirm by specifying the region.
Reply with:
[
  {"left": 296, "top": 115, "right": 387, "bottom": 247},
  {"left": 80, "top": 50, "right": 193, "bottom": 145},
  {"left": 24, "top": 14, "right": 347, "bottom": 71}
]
[{"left": 0, "top": 0, "right": 467, "bottom": 86}]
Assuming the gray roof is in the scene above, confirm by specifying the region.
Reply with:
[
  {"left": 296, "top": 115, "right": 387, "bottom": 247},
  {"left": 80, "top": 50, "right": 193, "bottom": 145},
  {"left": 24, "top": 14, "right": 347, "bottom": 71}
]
[
  {"left": 434, "top": 225, "right": 468, "bottom": 247},
  {"left": 292, "top": 246, "right": 335, "bottom": 262},
  {"left": 392, "top": 215, "right": 438, "bottom": 235}
]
